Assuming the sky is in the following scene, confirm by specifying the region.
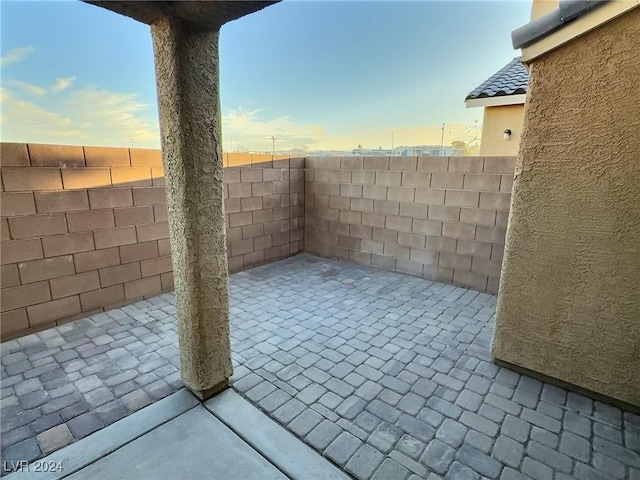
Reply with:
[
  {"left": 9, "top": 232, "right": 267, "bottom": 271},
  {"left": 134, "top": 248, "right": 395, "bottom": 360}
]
[{"left": 0, "top": 1, "right": 531, "bottom": 152}]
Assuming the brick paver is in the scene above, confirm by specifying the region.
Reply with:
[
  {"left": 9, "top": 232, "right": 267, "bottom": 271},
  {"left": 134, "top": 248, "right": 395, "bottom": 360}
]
[
  {"left": 1, "top": 254, "right": 639, "bottom": 479},
  {"left": 1, "top": 297, "right": 182, "bottom": 473}
]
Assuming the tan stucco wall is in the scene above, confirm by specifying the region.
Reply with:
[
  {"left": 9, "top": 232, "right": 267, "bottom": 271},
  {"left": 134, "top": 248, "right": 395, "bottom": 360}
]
[
  {"left": 531, "top": 0, "right": 558, "bottom": 20},
  {"left": 494, "top": 8, "right": 640, "bottom": 407},
  {"left": 523, "top": 2, "right": 640, "bottom": 64},
  {"left": 478, "top": 105, "right": 524, "bottom": 157}
]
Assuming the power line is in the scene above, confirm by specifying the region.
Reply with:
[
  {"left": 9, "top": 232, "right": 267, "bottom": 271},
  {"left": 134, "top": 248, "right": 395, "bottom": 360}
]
[{"left": 269, "top": 136, "right": 276, "bottom": 156}]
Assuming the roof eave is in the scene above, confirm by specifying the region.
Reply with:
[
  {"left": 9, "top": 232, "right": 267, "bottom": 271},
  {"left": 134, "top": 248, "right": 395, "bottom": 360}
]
[
  {"left": 513, "top": 0, "right": 639, "bottom": 63},
  {"left": 512, "top": 0, "right": 609, "bottom": 49},
  {"left": 465, "top": 94, "right": 527, "bottom": 109}
]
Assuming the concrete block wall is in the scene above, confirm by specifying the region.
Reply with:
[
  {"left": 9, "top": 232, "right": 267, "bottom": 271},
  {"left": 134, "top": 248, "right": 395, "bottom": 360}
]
[
  {"left": 223, "top": 157, "right": 305, "bottom": 273},
  {"left": 0, "top": 144, "right": 303, "bottom": 340},
  {"left": 1, "top": 144, "right": 511, "bottom": 339},
  {"left": 304, "top": 156, "right": 515, "bottom": 293}
]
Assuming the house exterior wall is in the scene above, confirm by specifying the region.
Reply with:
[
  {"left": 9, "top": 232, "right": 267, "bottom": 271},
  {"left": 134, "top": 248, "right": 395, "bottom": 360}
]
[
  {"left": 530, "top": 0, "right": 557, "bottom": 20},
  {"left": 0, "top": 144, "right": 303, "bottom": 340},
  {"left": 479, "top": 105, "right": 524, "bottom": 157},
  {"left": 523, "top": 1, "right": 638, "bottom": 64},
  {"left": 304, "top": 156, "right": 515, "bottom": 293},
  {"left": 494, "top": 8, "right": 640, "bottom": 407}
]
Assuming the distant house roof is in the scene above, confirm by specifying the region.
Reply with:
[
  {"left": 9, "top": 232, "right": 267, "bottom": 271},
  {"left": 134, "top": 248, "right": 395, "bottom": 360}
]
[
  {"left": 465, "top": 57, "right": 529, "bottom": 108},
  {"left": 466, "top": 57, "right": 528, "bottom": 100}
]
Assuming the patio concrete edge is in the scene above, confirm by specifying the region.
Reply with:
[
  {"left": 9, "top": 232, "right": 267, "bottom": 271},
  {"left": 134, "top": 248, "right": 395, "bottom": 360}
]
[
  {"left": 5, "top": 389, "right": 199, "bottom": 480},
  {"left": 204, "top": 389, "right": 350, "bottom": 480}
]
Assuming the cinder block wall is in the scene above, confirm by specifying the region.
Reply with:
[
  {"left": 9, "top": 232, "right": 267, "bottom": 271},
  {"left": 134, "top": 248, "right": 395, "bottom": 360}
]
[
  {"left": 0, "top": 143, "right": 303, "bottom": 340},
  {"left": 224, "top": 157, "right": 305, "bottom": 272},
  {"left": 304, "top": 156, "right": 515, "bottom": 293},
  {"left": 1, "top": 144, "right": 511, "bottom": 339}
]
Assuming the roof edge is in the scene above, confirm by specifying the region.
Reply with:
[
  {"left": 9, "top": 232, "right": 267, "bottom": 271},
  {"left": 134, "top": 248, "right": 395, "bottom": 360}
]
[
  {"left": 518, "top": 1, "right": 639, "bottom": 63},
  {"left": 466, "top": 94, "right": 527, "bottom": 109},
  {"left": 512, "top": 0, "right": 609, "bottom": 49}
]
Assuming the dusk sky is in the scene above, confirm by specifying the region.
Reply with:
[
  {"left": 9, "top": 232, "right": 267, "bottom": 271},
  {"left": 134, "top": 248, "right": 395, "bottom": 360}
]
[{"left": 1, "top": 1, "right": 531, "bottom": 152}]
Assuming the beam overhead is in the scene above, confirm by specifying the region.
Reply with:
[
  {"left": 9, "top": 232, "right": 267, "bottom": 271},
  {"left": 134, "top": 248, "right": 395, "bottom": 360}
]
[{"left": 84, "top": 1, "right": 279, "bottom": 29}]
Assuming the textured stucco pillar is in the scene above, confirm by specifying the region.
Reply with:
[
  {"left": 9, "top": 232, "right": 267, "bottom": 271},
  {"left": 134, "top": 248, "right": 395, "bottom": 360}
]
[{"left": 151, "top": 19, "right": 231, "bottom": 400}]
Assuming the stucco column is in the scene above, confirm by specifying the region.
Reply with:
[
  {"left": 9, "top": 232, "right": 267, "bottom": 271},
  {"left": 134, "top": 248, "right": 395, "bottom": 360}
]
[{"left": 151, "top": 19, "right": 231, "bottom": 400}]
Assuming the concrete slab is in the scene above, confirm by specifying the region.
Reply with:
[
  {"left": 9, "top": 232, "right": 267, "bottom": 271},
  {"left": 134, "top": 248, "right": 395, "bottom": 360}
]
[
  {"left": 63, "top": 406, "right": 286, "bottom": 480},
  {"left": 5, "top": 390, "right": 199, "bottom": 480},
  {"left": 4, "top": 387, "right": 343, "bottom": 480},
  {"left": 205, "top": 389, "right": 349, "bottom": 480}
]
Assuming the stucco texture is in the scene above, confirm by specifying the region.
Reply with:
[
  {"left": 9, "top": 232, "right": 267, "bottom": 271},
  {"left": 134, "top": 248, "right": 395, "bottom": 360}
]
[
  {"left": 494, "top": 8, "right": 640, "bottom": 407},
  {"left": 479, "top": 105, "right": 524, "bottom": 157},
  {"left": 151, "top": 20, "right": 232, "bottom": 395}
]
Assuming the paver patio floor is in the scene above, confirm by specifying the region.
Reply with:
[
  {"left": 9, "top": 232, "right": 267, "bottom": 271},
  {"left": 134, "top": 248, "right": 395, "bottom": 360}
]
[{"left": 1, "top": 254, "right": 639, "bottom": 479}]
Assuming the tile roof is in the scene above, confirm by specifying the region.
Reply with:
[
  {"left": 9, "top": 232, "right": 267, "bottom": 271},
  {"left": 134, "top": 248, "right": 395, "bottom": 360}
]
[{"left": 465, "top": 57, "right": 529, "bottom": 101}]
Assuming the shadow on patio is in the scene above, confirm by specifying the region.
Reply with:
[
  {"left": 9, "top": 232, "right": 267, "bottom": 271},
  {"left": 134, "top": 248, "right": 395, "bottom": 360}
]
[{"left": 2, "top": 254, "right": 638, "bottom": 479}]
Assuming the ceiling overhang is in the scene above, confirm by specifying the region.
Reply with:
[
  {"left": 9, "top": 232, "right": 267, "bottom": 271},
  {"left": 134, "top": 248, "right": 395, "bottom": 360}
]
[{"left": 83, "top": 1, "right": 280, "bottom": 30}]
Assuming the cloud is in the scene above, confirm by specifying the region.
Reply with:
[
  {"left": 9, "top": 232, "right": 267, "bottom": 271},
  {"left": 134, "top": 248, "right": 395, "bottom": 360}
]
[
  {"left": 51, "top": 130, "right": 89, "bottom": 137},
  {"left": 0, "top": 85, "right": 159, "bottom": 148},
  {"left": 0, "top": 88, "right": 75, "bottom": 137},
  {"left": 221, "top": 108, "right": 480, "bottom": 152},
  {"left": 0, "top": 76, "right": 477, "bottom": 152},
  {"left": 0, "top": 87, "right": 11, "bottom": 103},
  {"left": 10, "top": 100, "right": 72, "bottom": 127},
  {"left": 8, "top": 80, "right": 46, "bottom": 96},
  {"left": 65, "top": 86, "right": 159, "bottom": 144},
  {"left": 0, "top": 46, "right": 35, "bottom": 66},
  {"left": 222, "top": 108, "right": 326, "bottom": 151},
  {"left": 51, "top": 76, "right": 77, "bottom": 93}
]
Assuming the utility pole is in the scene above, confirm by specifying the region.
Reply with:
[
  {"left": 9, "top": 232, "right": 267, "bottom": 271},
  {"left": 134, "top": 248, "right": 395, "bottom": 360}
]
[
  {"left": 269, "top": 136, "right": 276, "bottom": 155},
  {"left": 439, "top": 123, "right": 445, "bottom": 156},
  {"left": 391, "top": 132, "right": 395, "bottom": 155},
  {"left": 129, "top": 139, "right": 135, "bottom": 147}
]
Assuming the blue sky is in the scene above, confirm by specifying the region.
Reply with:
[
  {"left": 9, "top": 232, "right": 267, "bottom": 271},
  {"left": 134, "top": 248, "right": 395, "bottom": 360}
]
[{"left": 1, "top": 1, "right": 531, "bottom": 151}]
